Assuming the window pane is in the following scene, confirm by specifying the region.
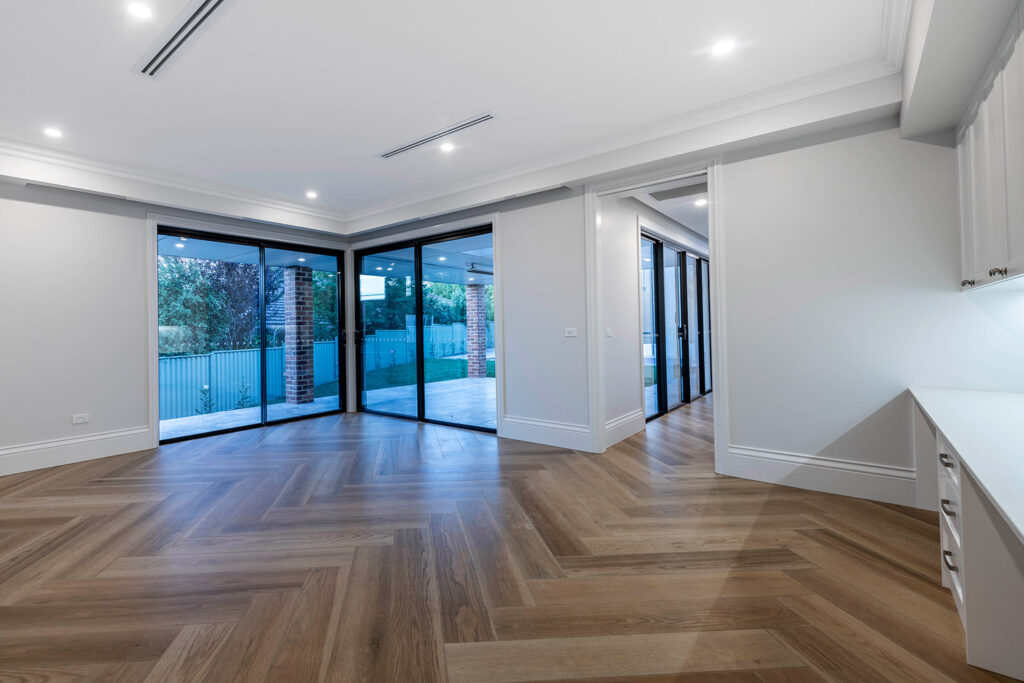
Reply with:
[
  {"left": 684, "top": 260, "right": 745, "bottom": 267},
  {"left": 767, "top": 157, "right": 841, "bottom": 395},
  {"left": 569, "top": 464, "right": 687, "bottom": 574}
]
[
  {"left": 265, "top": 248, "right": 340, "bottom": 422},
  {"left": 641, "top": 238, "right": 659, "bottom": 418},
  {"left": 701, "top": 259, "right": 712, "bottom": 393},
  {"left": 157, "top": 234, "right": 263, "bottom": 439},
  {"left": 663, "top": 250, "right": 682, "bottom": 408},
  {"left": 359, "top": 247, "right": 418, "bottom": 417},
  {"left": 686, "top": 254, "right": 700, "bottom": 401},
  {"left": 421, "top": 232, "right": 496, "bottom": 429}
]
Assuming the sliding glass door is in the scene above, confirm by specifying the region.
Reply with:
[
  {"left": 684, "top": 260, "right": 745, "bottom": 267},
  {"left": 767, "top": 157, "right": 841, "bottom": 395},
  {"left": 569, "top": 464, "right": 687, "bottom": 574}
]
[
  {"left": 640, "top": 237, "right": 661, "bottom": 419},
  {"left": 157, "top": 228, "right": 343, "bottom": 441},
  {"left": 684, "top": 253, "right": 701, "bottom": 402},
  {"left": 357, "top": 246, "right": 418, "bottom": 418},
  {"left": 356, "top": 226, "right": 496, "bottom": 431},
  {"left": 663, "top": 249, "right": 683, "bottom": 410},
  {"left": 699, "top": 257, "right": 713, "bottom": 394}
]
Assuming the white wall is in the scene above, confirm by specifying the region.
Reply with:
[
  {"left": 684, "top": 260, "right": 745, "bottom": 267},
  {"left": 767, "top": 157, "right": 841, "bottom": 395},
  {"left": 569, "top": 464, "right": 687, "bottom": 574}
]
[
  {"left": 719, "top": 126, "right": 1024, "bottom": 504},
  {"left": 0, "top": 184, "right": 153, "bottom": 472},
  {"left": 596, "top": 195, "right": 709, "bottom": 448}
]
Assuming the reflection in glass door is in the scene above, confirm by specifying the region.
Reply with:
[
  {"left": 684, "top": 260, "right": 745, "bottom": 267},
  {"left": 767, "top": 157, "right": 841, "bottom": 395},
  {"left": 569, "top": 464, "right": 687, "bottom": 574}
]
[
  {"left": 422, "top": 232, "right": 496, "bottom": 429},
  {"left": 641, "top": 238, "right": 661, "bottom": 419},
  {"left": 357, "top": 247, "right": 418, "bottom": 418}
]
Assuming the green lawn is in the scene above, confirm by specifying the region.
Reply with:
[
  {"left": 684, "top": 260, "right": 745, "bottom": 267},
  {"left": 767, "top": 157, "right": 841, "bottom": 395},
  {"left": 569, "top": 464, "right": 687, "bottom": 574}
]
[
  {"left": 365, "top": 359, "right": 495, "bottom": 391},
  {"left": 266, "top": 381, "right": 339, "bottom": 406}
]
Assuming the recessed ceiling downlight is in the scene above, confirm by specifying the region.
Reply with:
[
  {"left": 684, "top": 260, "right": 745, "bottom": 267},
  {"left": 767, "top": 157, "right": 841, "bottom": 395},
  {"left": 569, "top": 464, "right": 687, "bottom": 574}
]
[
  {"left": 694, "top": 198, "right": 709, "bottom": 207},
  {"left": 440, "top": 142, "right": 455, "bottom": 153},
  {"left": 127, "top": 2, "right": 153, "bottom": 19},
  {"left": 305, "top": 190, "right": 318, "bottom": 199},
  {"left": 711, "top": 38, "right": 737, "bottom": 56},
  {"left": 43, "top": 127, "right": 63, "bottom": 139}
]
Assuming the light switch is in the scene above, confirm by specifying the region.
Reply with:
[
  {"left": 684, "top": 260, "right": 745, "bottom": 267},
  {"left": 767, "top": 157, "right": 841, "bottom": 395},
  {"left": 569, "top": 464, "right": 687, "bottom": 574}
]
[
  {"left": 565, "top": 327, "right": 578, "bottom": 337},
  {"left": 72, "top": 413, "right": 89, "bottom": 425},
  {"left": 606, "top": 327, "right": 613, "bottom": 337}
]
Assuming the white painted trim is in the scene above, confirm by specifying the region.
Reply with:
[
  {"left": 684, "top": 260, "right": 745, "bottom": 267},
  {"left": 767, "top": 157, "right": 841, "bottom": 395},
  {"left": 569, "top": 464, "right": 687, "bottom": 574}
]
[
  {"left": 722, "top": 445, "right": 917, "bottom": 506},
  {"left": 0, "top": 427, "right": 154, "bottom": 477},
  {"left": 707, "top": 160, "right": 730, "bottom": 475},
  {"left": 490, "top": 213, "right": 508, "bottom": 439},
  {"left": 882, "top": 0, "right": 913, "bottom": 69},
  {"left": 604, "top": 409, "right": 646, "bottom": 447},
  {"left": 146, "top": 217, "right": 160, "bottom": 448},
  {"left": 148, "top": 212, "right": 348, "bottom": 252},
  {"left": 585, "top": 189, "right": 605, "bottom": 452},
  {"left": 499, "top": 415, "right": 594, "bottom": 452},
  {"left": 956, "top": 3, "right": 1024, "bottom": 140},
  {"left": 636, "top": 220, "right": 650, "bottom": 421}
]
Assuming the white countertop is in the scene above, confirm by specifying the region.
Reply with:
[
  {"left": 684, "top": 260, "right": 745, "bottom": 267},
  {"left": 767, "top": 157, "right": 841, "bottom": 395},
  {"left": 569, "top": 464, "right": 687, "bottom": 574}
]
[{"left": 911, "top": 388, "right": 1024, "bottom": 546}]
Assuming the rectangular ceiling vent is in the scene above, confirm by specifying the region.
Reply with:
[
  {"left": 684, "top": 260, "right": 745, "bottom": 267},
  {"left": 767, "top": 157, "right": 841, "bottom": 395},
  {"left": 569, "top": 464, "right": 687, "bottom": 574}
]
[
  {"left": 138, "top": 0, "right": 228, "bottom": 77},
  {"left": 649, "top": 182, "right": 708, "bottom": 202},
  {"left": 379, "top": 113, "right": 494, "bottom": 159}
]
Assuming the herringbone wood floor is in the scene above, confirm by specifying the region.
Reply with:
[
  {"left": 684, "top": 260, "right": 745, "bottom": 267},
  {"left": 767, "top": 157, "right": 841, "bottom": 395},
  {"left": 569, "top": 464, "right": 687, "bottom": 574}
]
[{"left": 0, "top": 398, "right": 1012, "bottom": 682}]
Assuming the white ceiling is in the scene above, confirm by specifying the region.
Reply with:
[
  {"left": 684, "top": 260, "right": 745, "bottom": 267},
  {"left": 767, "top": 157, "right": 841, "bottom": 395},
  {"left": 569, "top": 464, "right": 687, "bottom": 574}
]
[{"left": 0, "top": 0, "right": 902, "bottom": 222}]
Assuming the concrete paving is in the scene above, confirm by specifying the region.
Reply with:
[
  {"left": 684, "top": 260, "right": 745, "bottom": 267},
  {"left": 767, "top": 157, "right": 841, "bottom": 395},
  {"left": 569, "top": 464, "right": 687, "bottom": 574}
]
[
  {"left": 364, "top": 377, "right": 496, "bottom": 429},
  {"left": 159, "top": 395, "right": 340, "bottom": 440}
]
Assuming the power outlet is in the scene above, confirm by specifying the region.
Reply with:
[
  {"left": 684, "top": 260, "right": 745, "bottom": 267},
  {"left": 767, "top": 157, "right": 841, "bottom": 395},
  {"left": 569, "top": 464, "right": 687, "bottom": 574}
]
[
  {"left": 71, "top": 413, "right": 89, "bottom": 425},
  {"left": 565, "top": 327, "right": 578, "bottom": 337}
]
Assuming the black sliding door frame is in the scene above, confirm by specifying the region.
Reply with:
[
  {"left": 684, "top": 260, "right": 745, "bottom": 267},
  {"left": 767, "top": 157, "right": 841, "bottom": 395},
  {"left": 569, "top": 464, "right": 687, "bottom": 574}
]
[
  {"left": 354, "top": 224, "right": 496, "bottom": 433},
  {"left": 157, "top": 226, "right": 345, "bottom": 444},
  {"left": 696, "top": 255, "right": 712, "bottom": 396},
  {"left": 678, "top": 250, "right": 692, "bottom": 406}
]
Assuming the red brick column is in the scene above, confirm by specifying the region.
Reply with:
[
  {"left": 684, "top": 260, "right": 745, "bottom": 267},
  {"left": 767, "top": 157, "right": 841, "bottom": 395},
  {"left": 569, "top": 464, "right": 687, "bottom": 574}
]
[
  {"left": 284, "top": 266, "right": 314, "bottom": 404},
  {"left": 466, "top": 284, "right": 487, "bottom": 378}
]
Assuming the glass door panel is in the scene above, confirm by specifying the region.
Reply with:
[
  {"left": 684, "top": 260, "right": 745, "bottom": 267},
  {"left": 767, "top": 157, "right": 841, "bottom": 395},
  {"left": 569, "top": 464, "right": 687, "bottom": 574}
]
[
  {"left": 641, "top": 238, "right": 660, "bottom": 418},
  {"left": 358, "top": 247, "right": 418, "bottom": 417},
  {"left": 264, "top": 248, "right": 341, "bottom": 422},
  {"left": 663, "top": 249, "right": 683, "bottom": 409},
  {"left": 421, "top": 233, "right": 496, "bottom": 429},
  {"left": 157, "top": 234, "right": 263, "bottom": 439},
  {"left": 701, "top": 258, "right": 713, "bottom": 394},
  {"left": 685, "top": 254, "right": 700, "bottom": 402}
]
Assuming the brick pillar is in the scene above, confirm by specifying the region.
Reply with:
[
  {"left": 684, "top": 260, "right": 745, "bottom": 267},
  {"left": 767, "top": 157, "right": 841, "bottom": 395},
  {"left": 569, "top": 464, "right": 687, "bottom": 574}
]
[
  {"left": 284, "top": 266, "right": 314, "bottom": 404},
  {"left": 466, "top": 284, "right": 487, "bottom": 378}
]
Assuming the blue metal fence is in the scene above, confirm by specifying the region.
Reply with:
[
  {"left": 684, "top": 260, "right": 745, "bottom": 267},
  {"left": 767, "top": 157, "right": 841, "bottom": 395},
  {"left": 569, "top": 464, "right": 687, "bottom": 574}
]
[
  {"left": 159, "top": 340, "right": 339, "bottom": 420},
  {"left": 362, "top": 322, "right": 495, "bottom": 372}
]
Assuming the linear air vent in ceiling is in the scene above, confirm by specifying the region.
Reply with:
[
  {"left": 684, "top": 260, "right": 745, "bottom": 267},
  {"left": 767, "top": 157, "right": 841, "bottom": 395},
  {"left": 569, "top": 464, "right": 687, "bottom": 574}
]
[
  {"left": 138, "top": 0, "right": 227, "bottom": 76},
  {"left": 379, "top": 114, "right": 494, "bottom": 159},
  {"left": 649, "top": 182, "right": 708, "bottom": 202}
]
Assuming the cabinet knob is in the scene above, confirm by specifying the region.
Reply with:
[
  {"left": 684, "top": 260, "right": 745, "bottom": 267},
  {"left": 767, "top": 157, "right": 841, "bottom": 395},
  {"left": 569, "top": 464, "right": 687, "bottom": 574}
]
[
  {"left": 961, "top": 279, "right": 975, "bottom": 287},
  {"left": 989, "top": 267, "right": 1009, "bottom": 277}
]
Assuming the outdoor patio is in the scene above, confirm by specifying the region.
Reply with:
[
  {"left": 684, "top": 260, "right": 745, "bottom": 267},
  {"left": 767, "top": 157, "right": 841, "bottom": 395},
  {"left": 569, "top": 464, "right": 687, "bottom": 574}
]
[
  {"left": 159, "top": 395, "right": 340, "bottom": 440},
  {"left": 364, "top": 377, "right": 496, "bottom": 429}
]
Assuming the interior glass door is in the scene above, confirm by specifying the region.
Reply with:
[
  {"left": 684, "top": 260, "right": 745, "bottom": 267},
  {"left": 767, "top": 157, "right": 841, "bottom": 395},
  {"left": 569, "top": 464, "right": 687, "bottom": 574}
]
[
  {"left": 421, "top": 232, "right": 496, "bottom": 429},
  {"left": 700, "top": 257, "right": 713, "bottom": 394},
  {"left": 264, "top": 248, "right": 341, "bottom": 422},
  {"left": 641, "top": 237, "right": 661, "bottom": 418},
  {"left": 663, "top": 249, "right": 683, "bottom": 409},
  {"left": 685, "top": 253, "right": 701, "bottom": 402},
  {"left": 358, "top": 247, "right": 418, "bottom": 417}
]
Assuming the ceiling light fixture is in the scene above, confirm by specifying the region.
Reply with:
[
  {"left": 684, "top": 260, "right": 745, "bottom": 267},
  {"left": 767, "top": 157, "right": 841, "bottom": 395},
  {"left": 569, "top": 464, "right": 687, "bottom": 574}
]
[
  {"left": 438, "top": 256, "right": 446, "bottom": 261},
  {"left": 43, "top": 127, "right": 63, "bottom": 139},
  {"left": 440, "top": 142, "right": 455, "bottom": 153},
  {"left": 298, "top": 258, "right": 306, "bottom": 262},
  {"left": 468, "top": 277, "right": 475, "bottom": 282},
  {"left": 710, "top": 38, "right": 737, "bottom": 56},
  {"left": 175, "top": 242, "right": 185, "bottom": 248},
  {"left": 305, "top": 190, "right": 318, "bottom": 199},
  {"left": 694, "top": 198, "right": 709, "bottom": 207},
  {"left": 126, "top": 2, "right": 153, "bottom": 19},
  {"left": 376, "top": 266, "right": 383, "bottom": 271}
]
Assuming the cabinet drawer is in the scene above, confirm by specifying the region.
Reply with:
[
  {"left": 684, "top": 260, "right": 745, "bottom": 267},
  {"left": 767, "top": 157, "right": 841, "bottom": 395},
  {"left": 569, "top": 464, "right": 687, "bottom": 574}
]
[
  {"left": 939, "top": 471, "right": 963, "bottom": 545},
  {"left": 937, "top": 437, "right": 961, "bottom": 490},
  {"left": 940, "top": 516, "right": 966, "bottom": 627}
]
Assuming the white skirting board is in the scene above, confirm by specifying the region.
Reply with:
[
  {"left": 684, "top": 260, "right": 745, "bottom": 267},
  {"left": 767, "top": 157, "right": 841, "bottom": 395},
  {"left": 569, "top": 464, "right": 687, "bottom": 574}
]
[
  {"left": 602, "top": 409, "right": 646, "bottom": 451},
  {"left": 499, "top": 415, "right": 596, "bottom": 452},
  {"left": 0, "top": 427, "right": 155, "bottom": 477},
  {"left": 721, "top": 445, "right": 917, "bottom": 506}
]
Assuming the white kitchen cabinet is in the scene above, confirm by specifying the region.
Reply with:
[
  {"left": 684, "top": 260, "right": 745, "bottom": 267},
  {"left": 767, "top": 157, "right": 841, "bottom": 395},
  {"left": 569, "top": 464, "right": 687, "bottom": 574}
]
[{"left": 957, "top": 33, "right": 1024, "bottom": 288}]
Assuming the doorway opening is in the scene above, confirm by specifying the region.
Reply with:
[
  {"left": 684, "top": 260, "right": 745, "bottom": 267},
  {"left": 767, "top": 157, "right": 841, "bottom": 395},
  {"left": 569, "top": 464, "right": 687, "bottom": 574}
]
[{"left": 355, "top": 225, "right": 496, "bottom": 431}]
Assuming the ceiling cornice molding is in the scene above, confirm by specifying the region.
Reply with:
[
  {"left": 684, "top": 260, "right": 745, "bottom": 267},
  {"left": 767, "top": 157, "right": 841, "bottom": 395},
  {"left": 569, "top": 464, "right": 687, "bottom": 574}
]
[
  {"left": 881, "top": 0, "right": 913, "bottom": 69},
  {"left": 0, "top": 138, "right": 347, "bottom": 231}
]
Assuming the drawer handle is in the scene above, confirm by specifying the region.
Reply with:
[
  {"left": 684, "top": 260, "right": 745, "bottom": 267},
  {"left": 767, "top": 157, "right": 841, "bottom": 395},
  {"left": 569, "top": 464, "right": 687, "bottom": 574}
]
[
  {"left": 940, "top": 499, "right": 956, "bottom": 518},
  {"left": 990, "top": 267, "right": 1009, "bottom": 277},
  {"left": 939, "top": 452, "right": 955, "bottom": 468},
  {"left": 961, "top": 279, "right": 976, "bottom": 287},
  {"left": 943, "top": 550, "right": 959, "bottom": 572}
]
